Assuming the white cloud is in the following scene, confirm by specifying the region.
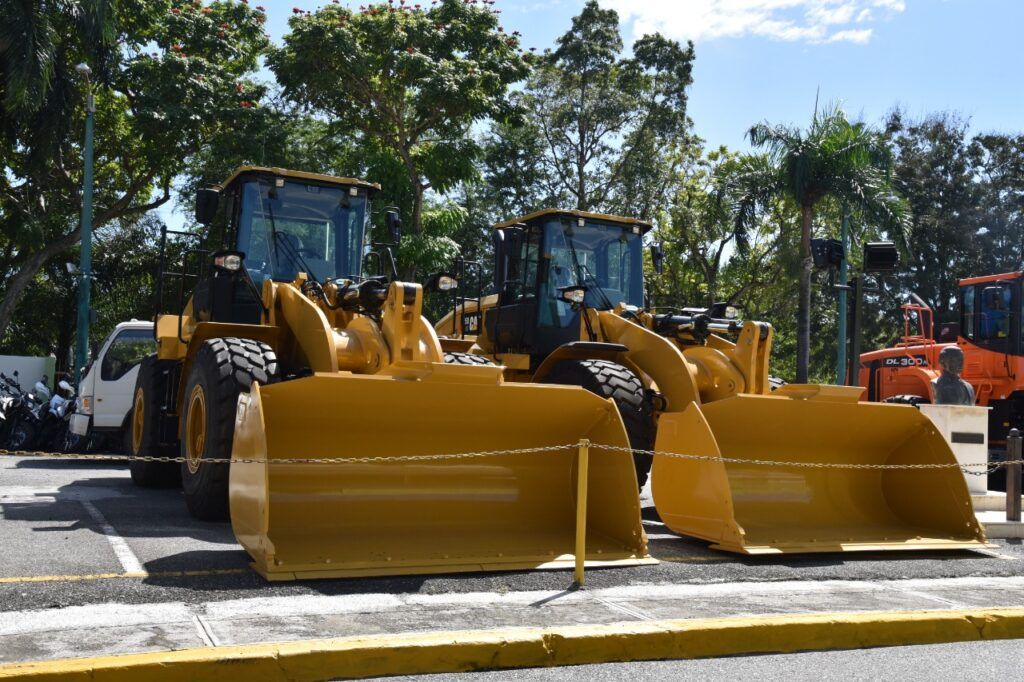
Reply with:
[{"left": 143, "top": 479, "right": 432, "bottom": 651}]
[{"left": 603, "top": 0, "right": 906, "bottom": 45}]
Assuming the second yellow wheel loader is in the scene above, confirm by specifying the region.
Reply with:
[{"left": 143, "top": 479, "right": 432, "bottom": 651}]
[
  {"left": 432, "top": 209, "right": 988, "bottom": 555},
  {"left": 129, "top": 169, "right": 651, "bottom": 580}
]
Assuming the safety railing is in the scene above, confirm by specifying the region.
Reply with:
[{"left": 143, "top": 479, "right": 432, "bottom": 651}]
[{"left": 3, "top": 440, "right": 1024, "bottom": 586}]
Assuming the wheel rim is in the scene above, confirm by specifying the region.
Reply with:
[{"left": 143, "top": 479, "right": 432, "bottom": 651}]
[
  {"left": 185, "top": 384, "right": 207, "bottom": 474},
  {"left": 10, "top": 426, "right": 27, "bottom": 449},
  {"left": 131, "top": 388, "right": 145, "bottom": 455}
]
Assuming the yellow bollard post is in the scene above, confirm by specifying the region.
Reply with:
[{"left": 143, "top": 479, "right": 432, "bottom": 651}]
[{"left": 574, "top": 439, "right": 590, "bottom": 587}]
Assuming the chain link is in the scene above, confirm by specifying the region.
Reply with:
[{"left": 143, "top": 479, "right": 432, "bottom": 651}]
[
  {"left": 589, "top": 443, "right": 1024, "bottom": 471},
  {"left": 1, "top": 444, "right": 1022, "bottom": 472}
]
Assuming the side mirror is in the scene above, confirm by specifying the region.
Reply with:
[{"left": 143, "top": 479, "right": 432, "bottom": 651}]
[
  {"left": 501, "top": 226, "right": 525, "bottom": 261},
  {"left": 195, "top": 187, "right": 220, "bottom": 225},
  {"left": 385, "top": 209, "right": 402, "bottom": 243},
  {"left": 650, "top": 242, "right": 664, "bottom": 274}
]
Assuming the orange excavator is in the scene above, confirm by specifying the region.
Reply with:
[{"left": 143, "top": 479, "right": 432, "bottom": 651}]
[{"left": 858, "top": 270, "right": 1024, "bottom": 486}]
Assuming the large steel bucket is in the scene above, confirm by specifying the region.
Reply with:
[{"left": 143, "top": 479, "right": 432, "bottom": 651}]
[
  {"left": 652, "top": 386, "right": 988, "bottom": 554},
  {"left": 230, "top": 363, "right": 652, "bottom": 580}
]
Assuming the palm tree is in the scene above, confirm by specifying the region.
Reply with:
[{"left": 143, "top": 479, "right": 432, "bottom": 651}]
[{"left": 741, "top": 105, "right": 908, "bottom": 383}]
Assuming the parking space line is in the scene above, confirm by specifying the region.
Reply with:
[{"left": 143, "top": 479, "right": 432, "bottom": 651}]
[
  {"left": 0, "top": 568, "right": 249, "bottom": 585},
  {"left": 656, "top": 554, "right": 731, "bottom": 563},
  {"left": 80, "top": 499, "right": 145, "bottom": 574}
]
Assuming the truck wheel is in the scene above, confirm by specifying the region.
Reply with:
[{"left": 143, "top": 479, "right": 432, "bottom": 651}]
[
  {"left": 129, "top": 355, "right": 180, "bottom": 488},
  {"left": 543, "top": 360, "right": 655, "bottom": 490},
  {"left": 443, "top": 352, "right": 494, "bottom": 365},
  {"left": 181, "top": 338, "right": 280, "bottom": 521}
]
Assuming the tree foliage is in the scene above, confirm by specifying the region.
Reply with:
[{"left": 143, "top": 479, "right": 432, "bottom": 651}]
[
  {"left": 270, "top": 0, "right": 530, "bottom": 247},
  {"left": 507, "top": 0, "right": 694, "bottom": 217},
  {"left": 0, "top": 0, "right": 270, "bottom": 342},
  {"left": 742, "top": 105, "right": 908, "bottom": 382}
]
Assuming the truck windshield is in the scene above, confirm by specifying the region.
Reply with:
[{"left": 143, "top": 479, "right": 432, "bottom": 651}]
[
  {"left": 543, "top": 219, "right": 644, "bottom": 309},
  {"left": 236, "top": 179, "right": 368, "bottom": 283}
]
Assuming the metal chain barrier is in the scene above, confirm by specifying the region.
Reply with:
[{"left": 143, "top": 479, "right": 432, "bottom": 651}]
[{"left": 2, "top": 444, "right": 1023, "bottom": 472}]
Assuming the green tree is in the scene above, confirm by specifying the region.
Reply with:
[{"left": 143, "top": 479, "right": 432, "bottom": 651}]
[
  {"left": 518, "top": 0, "right": 694, "bottom": 215},
  {"left": 270, "top": 0, "right": 530, "bottom": 248},
  {"left": 744, "top": 106, "right": 908, "bottom": 382},
  {"left": 0, "top": 0, "right": 270, "bottom": 341}
]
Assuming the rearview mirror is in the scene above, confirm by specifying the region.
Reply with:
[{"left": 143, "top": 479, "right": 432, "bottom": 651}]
[
  {"left": 385, "top": 209, "right": 402, "bottom": 243},
  {"left": 649, "top": 242, "right": 664, "bottom": 274},
  {"left": 195, "top": 187, "right": 220, "bottom": 225}
]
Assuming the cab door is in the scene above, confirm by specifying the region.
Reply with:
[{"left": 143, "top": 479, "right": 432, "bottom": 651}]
[{"left": 93, "top": 327, "right": 156, "bottom": 428}]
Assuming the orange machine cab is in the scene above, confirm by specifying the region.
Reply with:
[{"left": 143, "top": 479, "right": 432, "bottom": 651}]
[{"left": 859, "top": 271, "right": 1024, "bottom": 451}]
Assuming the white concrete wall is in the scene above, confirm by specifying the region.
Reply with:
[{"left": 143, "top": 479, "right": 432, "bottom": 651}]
[{"left": 0, "top": 355, "right": 56, "bottom": 392}]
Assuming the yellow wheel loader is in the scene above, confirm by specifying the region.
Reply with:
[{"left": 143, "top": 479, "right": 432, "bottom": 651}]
[
  {"left": 129, "top": 169, "right": 651, "bottom": 580},
  {"left": 432, "top": 209, "right": 988, "bottom": 555}
]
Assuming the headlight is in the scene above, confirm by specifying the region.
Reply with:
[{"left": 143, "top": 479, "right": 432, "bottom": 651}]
[
  {"left": 724, "top": 306, "right": 739, "bottom": 320},
  {"left": 560, "top": 287, "right": 586, "bottom": 304},
  {"left": 214, "top": 253, "right": 242, "bottom": 271},
  {"left": 437, "top": 275, "right": 458, "bottom": 292},
  {"left": 78, "top": 396, "right": 93, "bottom": 415}
]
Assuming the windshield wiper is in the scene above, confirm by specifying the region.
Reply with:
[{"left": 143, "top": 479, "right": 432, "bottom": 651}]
[
  {"left": 563, "top": 230, "right": 615, "bottom": 310},
  {"left": 258, "top": 182, "right": 320, "bottom": 284}
]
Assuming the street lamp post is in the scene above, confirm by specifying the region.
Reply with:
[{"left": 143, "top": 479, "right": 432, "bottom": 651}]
[
  {"left": 835, "top": 205, "right": 850, "bottom": 384},
  {"left": 74, "top": 63, "right": 95, "bottom": 385}
]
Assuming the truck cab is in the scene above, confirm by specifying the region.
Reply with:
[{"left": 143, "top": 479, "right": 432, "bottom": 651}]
[{"left": 70, "top": 320, "right": 156, "bottom": 447}]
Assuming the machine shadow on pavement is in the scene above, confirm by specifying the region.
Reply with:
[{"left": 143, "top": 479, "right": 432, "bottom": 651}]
[{"left": 0, "top": 476, "right": 237, "bottom": 544}]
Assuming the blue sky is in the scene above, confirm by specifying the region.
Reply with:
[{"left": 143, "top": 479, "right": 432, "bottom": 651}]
[
  {"left": 157, "top": 0, "right": 1022, "bottom": 225},
  {"left": 260, "top": 0, "right": 1023, "bottom": 149}
]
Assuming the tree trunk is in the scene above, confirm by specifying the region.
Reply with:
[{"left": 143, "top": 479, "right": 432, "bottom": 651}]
[
  {"left": 0, "top": 228, "right": 82, "bottom": 340},
  {"left": 797, "top": 204, "right": 814, "bottom": 383}
]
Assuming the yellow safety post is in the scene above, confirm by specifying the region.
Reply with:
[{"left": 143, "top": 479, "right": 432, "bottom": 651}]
[{"left": 574, "top": 439, "right": 590, "bottom": 586}]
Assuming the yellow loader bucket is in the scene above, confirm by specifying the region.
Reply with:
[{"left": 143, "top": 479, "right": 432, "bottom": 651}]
[
  {"left": 652, "top": 386, "right": 988, "bottom": 554},
  {"left": 230, "top": 365, "right": 652, "bottom": 580}
]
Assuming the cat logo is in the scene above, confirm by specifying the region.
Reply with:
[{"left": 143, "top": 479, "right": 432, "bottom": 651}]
[
  {"left": 461, "top": 312, "right": 481, "bottom": 335},
  {"left": 883, "top": 355, "right": 928, "bottom": 367}
]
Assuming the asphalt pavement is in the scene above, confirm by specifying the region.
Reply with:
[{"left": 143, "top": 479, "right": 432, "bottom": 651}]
[
  {"left": 1, "top": 454, "right": 1023, "bottom": 615},
  {"left": 383, "top": 639, "right": 1024, "bottom": 681}
]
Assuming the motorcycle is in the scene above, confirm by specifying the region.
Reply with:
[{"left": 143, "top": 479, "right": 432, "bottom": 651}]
[
  {"left": 37, "top": 380, "right": 75, "bottom": 453},
  {"left": 0, "top": 372, "right": 40, "bottom": 451}
]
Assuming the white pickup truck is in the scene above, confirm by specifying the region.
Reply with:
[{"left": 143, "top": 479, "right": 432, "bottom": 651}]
[{"left": 70, "top": 320, "right": 155, "bottom": 450}]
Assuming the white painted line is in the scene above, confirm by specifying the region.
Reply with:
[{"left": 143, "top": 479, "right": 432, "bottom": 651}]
[
  {"left": 594, "top": 597, "right": 652, "bottom": 621},
  {"left": 0, "top": 602, "right": 192, "bottom": 636},
  {"left": 81, "top": 499, "right": 145, "bottom": 574},
  {"left": 192, "top": 615, "right": 219, "bottom": 647}
]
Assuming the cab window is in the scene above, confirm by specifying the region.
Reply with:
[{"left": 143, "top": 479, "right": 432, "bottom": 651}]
[
  {"left": 979, "top": 285, "right": 1012, "bottom": 341},
  {"left": 961, "top": 286, "right": 975, "bottom": 340},
  {"left": 101, "top": 329, "right": 156, "bottom": 381}
]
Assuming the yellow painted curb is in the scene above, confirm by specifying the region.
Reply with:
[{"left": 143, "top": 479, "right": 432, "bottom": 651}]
[{"left": 2, "top": 608, "right": 1023, "bottom": 681}]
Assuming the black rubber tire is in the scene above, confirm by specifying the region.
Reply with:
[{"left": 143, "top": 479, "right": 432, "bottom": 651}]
[
  {"left": 543, "top": 359, "right": 655, "bottom": 490},
  {"left": 768, "top": 376, "right": 786, "bottom": 391},
  {"left": 8, "top": 421, "right": 36, "bottom": 451},
  {"left": 129, "top": 355, "right": 180, "bottom": 488},
  {"left": 884, "top": 394, "right": 930, "bottom": 406},
  {"left": 181, "top": 338, "right": 280, "bottom": 521},
  {"left": 443, "top": 352, "right": 494, "bottom": 365}
]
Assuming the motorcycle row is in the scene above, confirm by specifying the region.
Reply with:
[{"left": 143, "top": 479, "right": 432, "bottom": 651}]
[{"left": 0, "top": 371, "right": 85, "bottom": 454}]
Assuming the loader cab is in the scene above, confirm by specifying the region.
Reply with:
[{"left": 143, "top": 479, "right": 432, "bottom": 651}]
[
  {"left": 175, "top": 167, "right": 380, "bottom": 327},
  {"left": 958, "top": 273, "right": 1024, "bottom": 357},
  {"left": 487, "top": 209, "right": 650, "bottom": 360}
]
